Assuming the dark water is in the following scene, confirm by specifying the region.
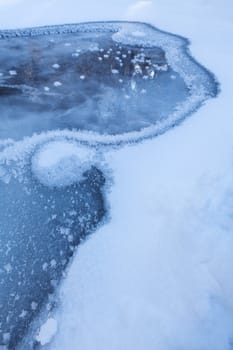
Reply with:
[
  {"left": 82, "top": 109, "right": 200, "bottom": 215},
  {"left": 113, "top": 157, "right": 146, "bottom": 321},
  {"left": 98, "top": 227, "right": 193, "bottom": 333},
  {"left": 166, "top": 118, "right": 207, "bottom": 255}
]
[{"left": 0, "top": 31, "right": 189, "bottom": 140}]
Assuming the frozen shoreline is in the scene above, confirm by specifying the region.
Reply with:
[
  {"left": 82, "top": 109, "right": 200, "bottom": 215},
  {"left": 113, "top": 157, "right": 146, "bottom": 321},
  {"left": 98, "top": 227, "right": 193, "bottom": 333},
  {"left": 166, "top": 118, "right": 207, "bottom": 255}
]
[{"left": 0, "top": 1, "right": 232, "bottom": 349}]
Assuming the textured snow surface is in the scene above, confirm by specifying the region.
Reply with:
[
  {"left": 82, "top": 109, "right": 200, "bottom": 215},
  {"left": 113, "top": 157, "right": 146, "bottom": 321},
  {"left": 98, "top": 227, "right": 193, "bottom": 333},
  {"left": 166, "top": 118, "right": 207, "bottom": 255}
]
[
  {"left": 0, "top": 1, "right": 232, "bottom": 350},
  {"left": 32, "top": 141, "right": 96, "bottom": 187},
  {"left": 51, "top": 2, "right": 233, "bottom": 350}
]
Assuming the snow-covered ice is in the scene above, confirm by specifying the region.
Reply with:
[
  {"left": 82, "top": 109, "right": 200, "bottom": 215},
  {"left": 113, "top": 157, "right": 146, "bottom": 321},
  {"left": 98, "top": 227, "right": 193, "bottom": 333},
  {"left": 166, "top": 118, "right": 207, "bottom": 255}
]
[{"left": 0, "top": 1, "right": 232, "bottom": 350}]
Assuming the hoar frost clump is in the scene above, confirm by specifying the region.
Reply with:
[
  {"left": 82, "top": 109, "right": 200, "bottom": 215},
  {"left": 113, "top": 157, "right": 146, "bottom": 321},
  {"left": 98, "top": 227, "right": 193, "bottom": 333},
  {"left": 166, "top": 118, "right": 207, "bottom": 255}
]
[{"left": 32, "top": 141, "right": 96, "bottom": 187}]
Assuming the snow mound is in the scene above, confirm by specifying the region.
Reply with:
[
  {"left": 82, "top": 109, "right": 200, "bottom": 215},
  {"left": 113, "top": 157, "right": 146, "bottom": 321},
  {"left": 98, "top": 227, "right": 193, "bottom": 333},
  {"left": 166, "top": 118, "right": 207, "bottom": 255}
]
[{"left": 32, "top": 141, "right": 96, "bottom": 187}]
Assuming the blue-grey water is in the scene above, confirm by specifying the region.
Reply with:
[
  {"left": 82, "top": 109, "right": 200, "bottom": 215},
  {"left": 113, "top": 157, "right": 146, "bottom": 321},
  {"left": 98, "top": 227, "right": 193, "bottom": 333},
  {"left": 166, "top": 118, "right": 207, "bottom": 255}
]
[{"left": 0, "top": 31, "right": 189, "bottom": 140}]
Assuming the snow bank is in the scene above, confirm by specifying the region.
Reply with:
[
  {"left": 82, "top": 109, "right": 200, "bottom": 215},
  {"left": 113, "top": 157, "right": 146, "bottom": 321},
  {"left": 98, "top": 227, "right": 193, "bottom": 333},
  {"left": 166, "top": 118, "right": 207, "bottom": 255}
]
[{"left": 50, "top": 2, "right": 233, "bottom": 350}]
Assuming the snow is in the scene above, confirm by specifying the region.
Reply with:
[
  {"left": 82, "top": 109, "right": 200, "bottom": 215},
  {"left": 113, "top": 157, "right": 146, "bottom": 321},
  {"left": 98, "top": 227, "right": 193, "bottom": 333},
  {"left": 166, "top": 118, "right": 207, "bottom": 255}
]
[
  {"left": 35, "top": 318, "right": 57, "bottom": 346},
  {"left": 32, "top": 140, "right": 96, "bottom": 187},
  {"left": 51, "top": 2, "right": 233, "bottom": 350},
  {"left": 0, "top": 1, "right": 232, "bottom": 350}
]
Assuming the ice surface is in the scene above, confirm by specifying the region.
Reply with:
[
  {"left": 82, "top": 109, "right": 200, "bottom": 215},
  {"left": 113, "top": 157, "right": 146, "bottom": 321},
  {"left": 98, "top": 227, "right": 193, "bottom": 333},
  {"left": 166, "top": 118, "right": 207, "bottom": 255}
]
[
  {"left": 0, "top": 22, "right": 217, "bottom": 143},
  {"left": 0, "top": 138, "right": 106, "bottom": 348}
]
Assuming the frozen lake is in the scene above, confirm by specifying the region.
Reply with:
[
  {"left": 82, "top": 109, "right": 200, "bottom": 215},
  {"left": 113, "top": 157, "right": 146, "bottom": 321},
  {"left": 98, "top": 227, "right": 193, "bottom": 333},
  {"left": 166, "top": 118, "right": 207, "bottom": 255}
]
[{"left": 0, "top": 9, "right": 232, "bottom": 350}]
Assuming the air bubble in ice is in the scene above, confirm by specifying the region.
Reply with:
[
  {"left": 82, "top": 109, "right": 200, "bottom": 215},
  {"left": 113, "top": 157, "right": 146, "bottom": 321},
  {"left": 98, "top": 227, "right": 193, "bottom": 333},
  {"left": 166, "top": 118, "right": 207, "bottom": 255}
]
[{"left": 0, "top": 21, "right": 218, "bottom": 143}]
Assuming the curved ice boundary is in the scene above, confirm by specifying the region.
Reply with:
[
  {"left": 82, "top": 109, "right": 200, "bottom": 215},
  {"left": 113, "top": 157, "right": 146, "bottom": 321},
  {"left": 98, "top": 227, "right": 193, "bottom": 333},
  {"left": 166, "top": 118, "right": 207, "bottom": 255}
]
[{"left": 0, "top": 21, "right": 218, "bottom": 144}]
